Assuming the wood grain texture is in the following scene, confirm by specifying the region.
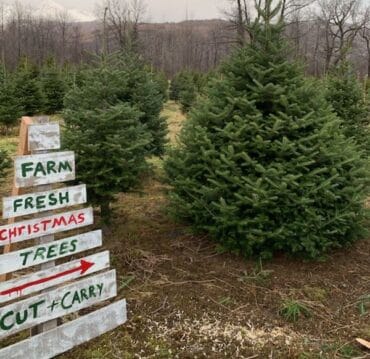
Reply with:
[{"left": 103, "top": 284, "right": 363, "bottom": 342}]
[
  {"left": 0, "top": 300, "right": 127, "bottom": 359},
  {"left": 14, "top": 151, "right": 75, "bottom": 188},
  {"left": 1, "top": 117, "right": 33, "bottom": 282},
  {"left": 28, "top": 123, "right": 61, "bottom": 152},
  {"left": 3, "top": 185, "right": 87, "bottom": 219},
  {"left": 0, "top": 230, "right": 102, "bottom": 276},
  {"left": 0, "top": 251, "right": 109, "bottom": 304},
  {"left": 0, "top": 270, "right": 117, "bottom": 339},
  {"left": 0, "top": 207, "right": 94, "bottom": 247}
]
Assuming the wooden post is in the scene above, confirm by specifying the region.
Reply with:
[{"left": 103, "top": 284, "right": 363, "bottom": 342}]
[
  {"left": 0, "top": 117, "right": 33, "bottom": 282},
  {"left": 30, "top": 116, "right": 58, "bottom": 334}
]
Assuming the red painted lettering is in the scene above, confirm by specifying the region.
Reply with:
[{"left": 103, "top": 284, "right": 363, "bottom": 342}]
[{"left": 77, "top": 213, "right": 85, "bottom": 224}]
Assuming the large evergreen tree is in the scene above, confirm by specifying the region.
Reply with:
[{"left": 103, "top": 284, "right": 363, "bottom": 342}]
[
  {"left": 325, "top": 62, "right": 370, "bottom": 152},
  {"left": 165, "top": 1, "right": 369, "bottom": 259},
  {"left": 63, "top": 65, "right": 151, "bottom": 222}
]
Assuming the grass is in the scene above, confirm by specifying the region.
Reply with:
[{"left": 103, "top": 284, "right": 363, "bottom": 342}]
[{"left": 279, "top": 299, "right": 311, "bottom": 322}]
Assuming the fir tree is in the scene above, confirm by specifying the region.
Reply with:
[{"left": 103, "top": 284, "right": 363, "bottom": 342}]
[
  {"left": 165, "top": 0, "right": 370, "bottom": 259},
  {"left": 40, "top": 58, "right": 66, "bottom": 114},
  {"left": 65, "top": 53, "right": 167, "bottom": 156},
  {"left": 325, "top": 62, "right": 370, "bottom": 152},
  {"left": 63, "top": 65, "right": 151, "bottom": 222},
  {"left": 0, "top": 80, "right": 23, "bottom": 131},
  {"left": 13, "top": 59, "right": 44, "bottom": 116}
]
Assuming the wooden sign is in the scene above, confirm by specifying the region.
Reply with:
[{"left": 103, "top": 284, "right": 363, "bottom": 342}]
[
  {"left": 0, "top": 251, "right": 110, "bottom": 304},
  {"left": 28, "top": 123, "right": 61, "bottom": 152},
  {"left": 0, "top": 230, "right": 102, "bottom": 276},
  {"left": 3, "top": 185, "right": 87, "bottom": 219},
  {"left": 15, "top": 151, "right": 75, "bottom": 188},
  {"left": 0, "top": 270, "right": 117, "bottom": 339},
  {"left": 0, "top": 118, "right": 127, "bottom": 357},
  {"left": 0, "top": 300, "right": 127, "bottom": 359},
  {"left": 0, "top": 207, "right": 94, "bottom": 247}
]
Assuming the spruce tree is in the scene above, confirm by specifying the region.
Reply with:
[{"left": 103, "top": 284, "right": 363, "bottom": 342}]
[
  {"left": 40, "top": 58, "right": 66, "bottom": 114},
  {"left": 325, "top": 62, "right": 369, "bottom": 152},
  {"left": 165, "top": 1, "right": 369, "bottom": 259},
  {"left": 63, "top": 65, "right": 151, "bottom": 222}
]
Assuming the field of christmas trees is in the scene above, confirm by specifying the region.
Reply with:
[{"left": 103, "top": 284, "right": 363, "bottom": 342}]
[{"left": 1, "top": 0, "right": 370, "bottom": 357}]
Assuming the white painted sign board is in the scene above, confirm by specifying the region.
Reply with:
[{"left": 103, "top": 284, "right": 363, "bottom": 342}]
[
  {"left": 0, "top": 251, "right": 110, "bottom": 304},
  {"left": 15, "top": 151, "right": 75, "bottom": 188},
  {"left": 28, "top": 123, "right": 61, "bottom": 152},
  {"left": 0, "top": 207, "right": 94, "bottom": 247},
  {"left": 0, "top": 230, "right": 102, "bottom": 276},
  {"left": 0, "top": 270, "right": 117, "bottom": 339},
  {"left": 3, "top": 184, "right": 87, "bottom": 219},
  {"left": 0, "top": 300, "right": 127, "bottom": 359}
]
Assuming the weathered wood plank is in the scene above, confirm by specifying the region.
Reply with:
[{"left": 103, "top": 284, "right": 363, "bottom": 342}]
[
  {"left": 28, "top": 123, "right": 60, "bottom": 152},
  {"left": 0, "top": 207, "right": 94, "bottom": 247},
  {"left": 0, "top": 300, "right": 127, "bottom": 359},
  {"left": 0, "top": 251, "right": 110, "bottom": 304},
  {"left": 0, "top": 270, "right": 117, "bottom": 339},
  {"left": 14, "top": 151, "right": 75, "bottom": 188},
  {"left": 0, "top": 230, "right": 102, "bottom": 276},
  {"left": 1, "top": 117, "right": 33, "bottom": 282},
  {"left": 3, "top": 185, "right": 87, "bottom": 219}
]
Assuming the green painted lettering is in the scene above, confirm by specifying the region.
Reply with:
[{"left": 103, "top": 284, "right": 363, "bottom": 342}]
[
  {"left": 34, "top": 162, "right": 47, "bottom": 176},
  {"left": 97, "top": 283, "right": 104, "bottom": 296},
  {"left": 59, "top": 161, "right": 72, "bottom": 173},
  {"left": 49, "top": 193, "right": 58, "bottom": 206},
  {"left": 70, "top": 239, "right": 78, "bottom": 253},
  {"left": 88, "top": 285, "right": 96, "bottom": 298},
  {"left": 59, "top": 241, "right": 69, "bottom": 255},
  {"left": 15, "top": 311, "right": 28, "bottom": 325},
  {"left": 25, "top": 197, "right": 34, "bottom": 210},
  {"left": 36, "top": 195, "right": 46, "bottom": 209},
  {"left": 13, "top": 199, "right": 23, "bottom": 213},
  {"left": 0, "top": 311, "right": 14, "bottom": 331},
  {"left": 34, "top": 247, "right": 46, "bottom": 261},
  {"left": 80, "top": 288, "right": 89, "bottom": 301},
  {"left": 47, "top": 161, "right": 57, "bottom": 174},
  {"left": 59, "top": 191, "right": 70, "bottom": 205},
  {"left": 29, "top": 300, "right": 45, "bottom": 318},
  {"left": 61, "top": 292, "right": 72, "bottom": 309},
  {"left": 21, "top": 162, "right": 34, "bottom": 178},
  {"left": 47, "top": 245, "right": 57, "bottom": 259},
  {"left": 20, "top": 250, "right": 33, "bottom": 266},
  {"left": 72, "top": 291, "right": 81, "bottom": 305}
]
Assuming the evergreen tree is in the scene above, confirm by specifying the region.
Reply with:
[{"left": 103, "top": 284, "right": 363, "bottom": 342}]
[
  {"left": 325, "top": 62, "right": 370, "bottom": 152},
  {"left": 13, "top": 59, "right": 44, "bottom": 116},
  {"left": 65, "top": 53, "right": 167, "bottom": 156},
  {"left": 0, "top": 80, "right": 23, "bottom": 131},
  {"left": 40, "top": 58, "right": 66, "bottom": 114},
  {"left": 165, "top": 1, "right": 369, "bottom": 259},
  {"left": 63, "top": 65, "right": 151, "bottom": 222}
]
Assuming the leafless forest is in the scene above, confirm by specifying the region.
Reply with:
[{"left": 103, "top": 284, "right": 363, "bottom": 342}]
[{"left": 1, "top": 0, "right": 370, "bottom": 77}]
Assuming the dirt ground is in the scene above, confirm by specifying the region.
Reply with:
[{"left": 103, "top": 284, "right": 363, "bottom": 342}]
[{"left": 1, "top": 102, "right": 370, "bottom": 358}]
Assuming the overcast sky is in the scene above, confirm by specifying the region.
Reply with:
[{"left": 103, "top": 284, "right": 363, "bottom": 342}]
[{"left": 57, "top": 0, "right": 229, "bottom": 22}]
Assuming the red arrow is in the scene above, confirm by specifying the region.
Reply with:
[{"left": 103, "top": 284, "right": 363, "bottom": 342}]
[{"left": 0, "top": 260, "right": 95, "bottom": 296}]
